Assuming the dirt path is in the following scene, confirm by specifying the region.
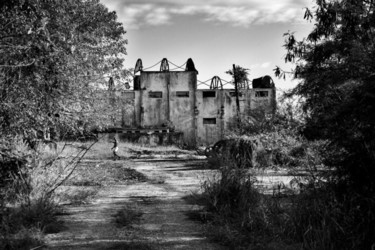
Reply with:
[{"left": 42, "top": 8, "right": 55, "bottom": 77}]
[{"left": 45, "top": 157, "right": 227, "bottom": 250}]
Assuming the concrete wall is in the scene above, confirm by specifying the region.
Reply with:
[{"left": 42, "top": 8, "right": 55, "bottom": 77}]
[
  {"left": 136, "top": 71, "right": 198, "bottom": 147},
  {"left": 122, "top": 91, "right": 136, "bottom": 128},
  {"left": 134, "top": 91, "right": 141, "bottom": 127},
  {"left": 140, "top": 72, "right": 169, "bottom": 127},
  {"left": 117, "top": 71, "right": 276, "bottom": 147},
  {"left": 250, "top": 88, "right": 276, "bottom": 113},
  {"left": 102, "top": 131, "right": 184, "bottom": 147},
  {"left": 195, "top": 88, "right": 276, "bottom": 146},
  {"left": 221, "top": 90, "right": 247, "bottom": 132},
  {"left": 168, "top": 72, "right": 197, "bottom": 147},
  {"left": 195, "top": 90, "right": 223, "bottom": 146}
]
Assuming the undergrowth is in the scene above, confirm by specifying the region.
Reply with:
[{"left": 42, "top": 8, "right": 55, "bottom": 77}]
[
  {"left": 199, "top": 114, "right": 375, "bottom": 249},
  {"left": 113, "top": 204, "right": 143, "bottom": 228},
  {"left": 0, "top": 136, "right": 96, "bottom": 249},
  {"left": 199, "top": 159, "right": 285, "bottom": 249}
]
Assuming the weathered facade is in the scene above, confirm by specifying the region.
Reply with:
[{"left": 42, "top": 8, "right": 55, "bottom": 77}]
[
  {"left": 113, "top": 59, "right": 276, "bottom": 147},
  {"left": 195, "top": 88, "right": 276, "bottom": 146}
]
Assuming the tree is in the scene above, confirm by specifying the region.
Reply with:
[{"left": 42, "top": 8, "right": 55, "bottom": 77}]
[
  {"left": 226, "top": 65, "right": 250, "bottom": 89},
  {"left": 225, "top": 65, "right": 250, "bottom": 131},
  {"left": 0, "top": 0, "right": 127, "bottom": 139},
  {"left": 277, "top": 0, "right": 375, "bottom": 189},
  {"left": 277, "top": 1, "right": 375, "bottom": 248}
]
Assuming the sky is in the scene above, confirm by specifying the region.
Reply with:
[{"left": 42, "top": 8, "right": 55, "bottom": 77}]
[{"left": 100, "top": 0, "right": 315, "bottom": 90}]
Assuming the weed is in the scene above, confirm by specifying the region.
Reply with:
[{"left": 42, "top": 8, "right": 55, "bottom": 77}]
[
  {"left": 0, "top": 227, "right": 44, "bottom": 250},
  {"left": 118, "top": 168, "right": 148, "bottom": 182},
  {"left": 64, "top": 161, "right": 147, "bottom": 187},
  {"left": 197, "top": 157, "right": 273, "bottom": 248},
  {"left": 280, "top": 185, "right": 375, "bottom": 250},
  {"left": 0, "top": 138, "right": 96, "bottom": 248},
  {"left": 200, "top": 133, "right": 375, "bottom": 249},
  {"left": 56, "top": 187, "right": 99, "bottom": 205},
  {"left": 148, "top": 175, "right": 166, "bottom": 184},
  {"left": 198, "top": 132, "right": 332, "bottom": 249},
  {"left": 113, "top": 204, "right": 143, "bottom": 228}
]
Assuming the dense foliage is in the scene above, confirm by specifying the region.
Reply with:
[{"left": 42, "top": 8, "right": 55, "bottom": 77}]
[
  {"left": 225, "top": 65, "right": 250, "bottom": 88},
  {"left": 0, "top": 0, "right": 128, "bottom": 138},
  {"left": 277, "top": 0, "right": 375, "bottom": 194},
  {"left": 0, "top": 2, "right": 128, "bottom": 247},
  {"left": 201, "top": 1, "right": 375, "bottom": 248},
  {"left": 273, "top": 0, "right": 375, "bottom": 248}
]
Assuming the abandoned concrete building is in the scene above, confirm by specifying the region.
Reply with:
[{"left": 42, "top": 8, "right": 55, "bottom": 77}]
[{"left": 110, "top": 58, "right": 276, "bottom": 147}]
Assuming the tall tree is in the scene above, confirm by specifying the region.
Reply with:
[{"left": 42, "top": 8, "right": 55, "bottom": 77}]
[
  {"left": 0, "top": 0, "right": 127, "bottom": 138},
  {"left": 226, "top": 65, "right": 250, "bottom": 89},
  {"left": 277, "top": 1, "right": 375, "bottom": 247},
  {"left": 277, "top": 0, "right": 375, "bottom": 189}
]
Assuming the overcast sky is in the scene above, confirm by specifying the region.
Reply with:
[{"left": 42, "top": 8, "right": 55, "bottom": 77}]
[{"left": 100, "top": 0, "right": 314, "bottom": 90}]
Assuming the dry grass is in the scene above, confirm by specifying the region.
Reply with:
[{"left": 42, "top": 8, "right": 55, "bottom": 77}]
[
  {"left": 58, "top": 140, "right": 195, "bottom": 160},
  {"left": 64, "top": 161, "right": 147, "bottom": 186},
  {"left": 56, "top": 187, "right": 99, "bottom": 205},
  {"left": 112, "top": 204, "right": 143, "bottom": 228},
  {"left": 195, "top": 134, "right": 333, "bottom": 249},
  {"left": 1, "top": 139, "right": 197, "bottom": 249}
]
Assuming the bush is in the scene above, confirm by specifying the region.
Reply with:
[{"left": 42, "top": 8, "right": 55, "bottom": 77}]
[
  {"left": 200, "top": 158, "right": 280, "bottom": 248},
  {"left": 0, "top": 227, "right": 44, "bottom": 250},
  {"left": 200, "top": 103, "right": 341, "bottom": 248},
  {"left": 281, "top": 183, "right": 375, "bottom": 250},
  {"left": 203, "top": 92, "right": 375, "bottom": 249},
  {"left": 113, "top": 204, "right": 143, "bottom": 228},
  {"left": 0, "top": 137, "right": 96, "bottom": 249},
  {"left": 0, "top": 136, "right": 30, "bottom": 191},
  {"left": 207, "top": 129, "right": 324, "bottom": 171},
  {"left": 204, "top": 134, "right": 375, "bottom": 249},
  {"left": 1, "top": 197, "right": 60, "bottom": 234}
]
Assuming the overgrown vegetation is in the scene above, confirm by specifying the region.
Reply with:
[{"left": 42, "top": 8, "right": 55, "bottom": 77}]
[
  {"left": 201, "top": 98, "right": 374, "bottom": 249},
  {"left": 0, "top": 136, "right": 160, "bottom": 248},
  {"left": 0, "top": 0, "right": 129, "bottom": 137},
  {"left": 199, "top": 0, "right": 375, "bottom": 248},
  {"left": 0, "top": 137, "right": 96, "bottom": 249},
  {"left": 113, "top": 204, "right": 143, "bottom": 228},
  {"left": 279, "top": 0, "right": 375, "bottom": 248},
  {"left": 0, "top": 1, "right": 129, "bottom": 248},
  {"left": 200, "top": 116, "right": 326, "bottom": 249}
]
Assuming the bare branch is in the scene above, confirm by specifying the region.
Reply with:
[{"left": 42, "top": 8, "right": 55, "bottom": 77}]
[{"left": 0, "top": 59, "right": 36, "bottom": 68}]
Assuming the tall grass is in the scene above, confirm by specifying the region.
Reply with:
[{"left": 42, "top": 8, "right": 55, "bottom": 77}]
[
  {"left": 199, "top": 127, "right": 337, "bottom": 249},
  {"left": 199, "top": 98, "right": 375, "bottom": 249},
  {"left": 0, "top": 137, "right": 96, "bottom": 249},
  {"left": 200, "top": 157, "right": 275, "bottom": 248},
  {"left": 201, "top": 127, "right": 375, "bottom": 249}
]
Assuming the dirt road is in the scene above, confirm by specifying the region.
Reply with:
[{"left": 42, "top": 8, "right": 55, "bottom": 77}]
[{"left": 45, "top": 157, "right": 227, "bottom": 250}]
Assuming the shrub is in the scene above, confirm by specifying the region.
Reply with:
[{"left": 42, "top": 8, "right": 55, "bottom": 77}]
[
  {"left": 0, "top": 136, "right": 30, "bottom": 191},
  {"left": 0, "top": 137, "right": 97, "bottom": 248},
  {"left": 0, "top": 227, "right": 44, "bottom": 250},
  {"left": 201, "top": 108, "right": 336, "bottom": 248},
  {"left": 280, "top": 183, "right": 375, "bottom": 250},
  {"left": 113, "top": 204, "right": 143, "bottom": 228},
  {"left": 200, "top": 158, "right": 279, "bottom": 248}
]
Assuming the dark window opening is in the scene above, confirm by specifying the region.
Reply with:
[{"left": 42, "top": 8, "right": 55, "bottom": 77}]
[
  {"left": 176, "top": 91, "right": 189, "bottom": 97},
  {"left": 203, "top": 91, "right": 216, "bottom": 98},
  {"left": 255, "top": 91, "right": 269, "bottom": 97},
  {"left": 149, "top": 91, "right": 163, "bottom": 98},
  {"left": 203, "top": 118, "right": 216, "bottom": 124},
  {"left": 229, "top": 92, "right": 243, "bottom": 97}
]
